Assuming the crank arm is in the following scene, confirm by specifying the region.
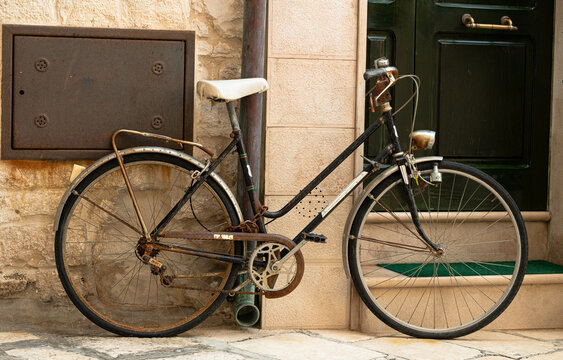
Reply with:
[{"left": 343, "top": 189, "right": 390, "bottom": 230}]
[{"left": 272, "top": 240, "right": 307, "bottom": 271}]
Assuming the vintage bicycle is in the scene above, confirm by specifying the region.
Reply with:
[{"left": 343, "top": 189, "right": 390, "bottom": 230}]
[{"left": 53, "top": 58, "right": 527, "bottom": 339}]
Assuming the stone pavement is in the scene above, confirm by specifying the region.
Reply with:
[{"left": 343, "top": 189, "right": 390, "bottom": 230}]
[{"left": 0, "top": 327, "right": 561, "bottom": 360}]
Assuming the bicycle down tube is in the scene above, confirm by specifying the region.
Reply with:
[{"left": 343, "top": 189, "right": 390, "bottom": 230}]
[{"left": 148, "top": 103, "right": 387, "bottom": 242}]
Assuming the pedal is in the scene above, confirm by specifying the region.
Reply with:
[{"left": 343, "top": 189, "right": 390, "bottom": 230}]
[{"left": 301, "top": 232, "right": 327, "bottom": 243}]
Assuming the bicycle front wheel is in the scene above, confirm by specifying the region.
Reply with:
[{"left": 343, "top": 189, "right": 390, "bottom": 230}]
[
  {"left": 348, "top": 160, "right": 527, "bottom": 338},
  {"left": 55, "top": 152, "right": 242, "bottom": 337}
]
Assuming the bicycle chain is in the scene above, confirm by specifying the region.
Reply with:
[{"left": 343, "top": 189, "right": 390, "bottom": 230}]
[
  {"left": 224, "top": 205, "right": 268, "bottom": 233},
  {"left": 158, "top": 205, "right": 304, "bottom": 297},
  {"left": 166, "top": 284, "right": 265, "bottom": 296},
  {"left": 165, "top": 205, "right": 269, "bottom": 296}
]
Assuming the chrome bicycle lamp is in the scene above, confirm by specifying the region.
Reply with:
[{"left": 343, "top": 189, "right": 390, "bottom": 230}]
[{"left": 410, "top": 130, "right": 436, "bottom": 150}]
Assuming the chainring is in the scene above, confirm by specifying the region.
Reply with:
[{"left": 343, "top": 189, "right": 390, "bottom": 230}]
[{"left": 247, "top": 241, "right": 305, "bottom": 299}]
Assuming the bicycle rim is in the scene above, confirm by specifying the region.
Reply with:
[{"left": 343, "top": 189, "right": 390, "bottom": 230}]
[
  {"left": 56, "top": 154, "right": 240, "bottom": 336},
  {"left": 349, "top": 161, "right": 527, "bottom": 338}
]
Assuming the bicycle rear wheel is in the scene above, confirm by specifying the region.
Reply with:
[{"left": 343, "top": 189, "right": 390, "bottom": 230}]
[
  {"left": 348, "top": 160, "right": 527, "bottom": 338},
  {"left": 55, "top": 152, "right": 242, "bottom": 337}
]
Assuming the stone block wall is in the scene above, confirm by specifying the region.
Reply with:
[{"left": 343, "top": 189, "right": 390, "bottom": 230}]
[
  {"left": 0, "top": 0, "right": 243, "bottom": 327},
  {"left": 261, "top": 0, "right": 360, "bottom": 329}
]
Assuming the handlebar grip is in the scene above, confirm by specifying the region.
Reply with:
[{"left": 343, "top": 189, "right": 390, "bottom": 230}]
[
  {"left": 363, "top": 68, "right": 387, "bottom": 81},
  {"left": 363, "top": 66, "right": 399, "bottom": 81}
]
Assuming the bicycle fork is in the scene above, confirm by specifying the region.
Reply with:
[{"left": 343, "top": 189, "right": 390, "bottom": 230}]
[{"left": 380, "top": 107, "right": 443, "bottom": 255}]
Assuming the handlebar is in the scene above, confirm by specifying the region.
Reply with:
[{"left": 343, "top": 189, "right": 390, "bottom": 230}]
[{"left": 363, "top": 66, "right": 399, "bottom": 82}]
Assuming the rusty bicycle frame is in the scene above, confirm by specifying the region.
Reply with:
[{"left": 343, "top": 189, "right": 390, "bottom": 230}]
[{"left": 107, "top": 63, "right": 443, "bottom": 297}]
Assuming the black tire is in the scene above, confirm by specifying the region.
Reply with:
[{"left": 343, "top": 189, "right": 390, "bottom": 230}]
[
  {"left": 55, "top": 152, "right": 242, "bottom": 337},
  {"left": 348, "top": 160, "right": 527, "bottom": 339}
]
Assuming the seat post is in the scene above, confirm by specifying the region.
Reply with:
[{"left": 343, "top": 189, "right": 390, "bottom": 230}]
[{"left": 226, "top": 101, "right": 241, "bottom": 131}]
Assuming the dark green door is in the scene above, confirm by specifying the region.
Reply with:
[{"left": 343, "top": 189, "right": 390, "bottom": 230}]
[{"left": 366, "top": 0, "right": 553, "bottom": 210}]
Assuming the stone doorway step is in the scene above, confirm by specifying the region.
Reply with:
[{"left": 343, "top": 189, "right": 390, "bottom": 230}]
[{"left": 352, "top": 266, "right": 563, "bottom": 333}]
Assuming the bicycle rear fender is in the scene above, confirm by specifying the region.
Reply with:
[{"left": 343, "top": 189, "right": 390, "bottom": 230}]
[
  {"left": 341, "top": 156, "right": 443, "bottom": 278},
  {"left": 53, "top": 146, "right": 244, "bottom": 231}
]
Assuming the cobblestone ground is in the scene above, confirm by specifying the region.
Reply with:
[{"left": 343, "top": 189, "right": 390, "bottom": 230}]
[{"left": 0, "top": 327, "right": 561, "bottom": 360}]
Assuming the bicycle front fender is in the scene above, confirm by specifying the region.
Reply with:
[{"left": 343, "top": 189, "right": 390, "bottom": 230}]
[
  {"left": 341, "top": 156, "right": 443, "bottom": 278},
  {"left": 53, "top": 146, "right": 244, "bottom": 231}
]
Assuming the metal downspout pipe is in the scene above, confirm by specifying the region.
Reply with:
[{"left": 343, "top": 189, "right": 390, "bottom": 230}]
[{"left": 232, "top": 0, "right": 267, "bottom": 327}]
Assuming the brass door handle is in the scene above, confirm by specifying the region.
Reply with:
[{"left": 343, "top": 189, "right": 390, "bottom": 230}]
[{"left": 462, "top": 13, "right": 518, "bottom": 31}]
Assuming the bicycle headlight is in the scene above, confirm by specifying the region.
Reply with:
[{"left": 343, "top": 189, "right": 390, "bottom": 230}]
[{"left": 410, "top": 130, "right": 436, "bottom": 150}]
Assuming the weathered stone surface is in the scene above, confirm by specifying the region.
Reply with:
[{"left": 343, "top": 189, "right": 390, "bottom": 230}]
[
  {"left": 526, "top": 352, "right": 563, "bottom": 360},
  {"left": 264, "top": 127, "right": 355, "bottom": 196},
  {"left": 0, "top": 0, "right": 243, "bottom": 330},
  {"left": 0, "top": 189, "right": 64, "bottom": 224},
  {"left": 195, "top": 102, "right": 234, "bottom": 137},
  {"left": 264, "top": 196, "right": 351, "bottom": 261},
  {"left": 308, "top": 329, "right": 373, "bottom": 342},
  {"left": 205, "top": 0, "right": 243, "bottom": 39},
  {"left": 0, "top": 272, "right": 30, "bottom": 297},
  {"left": 219, "top": 61, "right": 241, "bottom": 79},
  {"left": 6, "top": 347, "right": 97, "bottom": 360},
  {"left": 56, "top": 0, "right": 125, "bottom": 27},
  {"left": 213, "top": 42, "right": 237, "bottom": 57},
  {"left": 197, "top": 40, "right": 215, "bottom": 56},
  {"left": 449, "top": 331, "right": 559, "bottom": 359},
  {"left": 269, "top": 0, "right": 357, "bottom": 59},
  {"left": 0, "top": 332, "right": 39, "bottom": 344},
  {"left": 187, "top": 327, "right": 258, "bottom": 343},
  {"left": 509, "top": 329, "right": 563, "bottom": 341},
  {"left": 0, "top": 0, "right": 58, "bottom": 24},
  {"left": 231, "top": 332, "right": 384, "bottom": 360},
  {"left": 76, "top": 337, "right": 200, "bottom": 358},
  {"left": 267, "top": 58, "right": 356, "bottom": 127},
  {"left": 358, "top": 337, "right": 482, "bottom": 360},
  {"left": 0, "top": 327, "right": 561, "bottom": 360},
  {"left": 154, "top": 352, "right": 246, "bottom": 360},
  {"left": 261, "top": 264, "right": 349, "bottom": 329},
  {"left": 0, "top": 161, "right": 77, "bottom": 190},
  {"left": 193, "top": 18, "right": 209, "bottom": 37},
  {"left": 0, "top": 267, "right": 66, "bottom": 301},
  {"left": 358, "top": 274, "right": 563, "bottom": 333},
  {"left": 0, "top": 0, "right": 244, "bottom": 326},
  {"left": 0, "top": 222, "right": 54, "bottom": 267}
]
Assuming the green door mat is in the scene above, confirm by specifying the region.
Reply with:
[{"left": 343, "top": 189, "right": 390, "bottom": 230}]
[{"left": 379, "top": 260, "right": 563, "bottom": 277}]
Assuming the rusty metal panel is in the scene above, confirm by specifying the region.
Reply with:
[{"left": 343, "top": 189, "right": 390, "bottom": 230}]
[{"left": 2, "top": 25, "right": 195, "bottom": 159}]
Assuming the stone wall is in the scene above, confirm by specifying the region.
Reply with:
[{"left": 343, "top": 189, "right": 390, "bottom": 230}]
[
  {"left": 262, "top": 0, "right": 360, "bottom": 329},
  {"left": 0, "top": 0, "right": 243, "bottom": 327}
]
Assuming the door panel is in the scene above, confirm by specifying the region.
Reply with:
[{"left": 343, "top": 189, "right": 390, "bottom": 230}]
[
  {"left": 438, "top": 39, "right": 529, "bottom": 160},
  {"left": 416, "top": 0, "right": 552, "bottom": 210},
  {"left": 366, "top": 0, "right": 553, "bottom": 210}
]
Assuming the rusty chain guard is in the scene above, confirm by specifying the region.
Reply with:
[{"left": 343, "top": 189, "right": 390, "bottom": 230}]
[{"left": 158, "top": 207, "right": 305, "bottom": 298}]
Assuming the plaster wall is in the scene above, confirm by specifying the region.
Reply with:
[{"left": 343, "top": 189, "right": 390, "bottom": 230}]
[{"left": 0, "top": 0, "right": 244, "bottom": 327}]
